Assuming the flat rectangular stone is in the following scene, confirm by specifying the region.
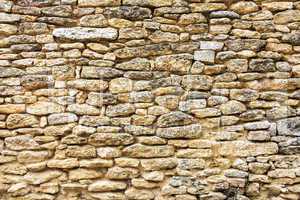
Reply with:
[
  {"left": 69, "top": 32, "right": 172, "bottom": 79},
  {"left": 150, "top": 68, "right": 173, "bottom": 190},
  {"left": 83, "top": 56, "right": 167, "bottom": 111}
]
[
  {"left": 218, "top": 141, "right": 278, "bottom": 157},
  {"left": 200, "top": 41, "right": 224, "bottom": 50},
  {"left": 0, "top": 13, "right": 20, "bottom": 23},
  {"left": 78, "top": 0, "right": 121, "bottom": 7},
  {"left": 53, "top": 27, "right": 118, "bottom": 41},
  {"left": 194, "top": 50, "right": 215, "bottom": 64}
]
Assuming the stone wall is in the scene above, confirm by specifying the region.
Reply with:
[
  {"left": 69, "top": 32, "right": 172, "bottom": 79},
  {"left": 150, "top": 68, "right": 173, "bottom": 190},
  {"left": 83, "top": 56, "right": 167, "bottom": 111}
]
[{"left": 0, "top": 0, "right": 300, "bottom": 199}]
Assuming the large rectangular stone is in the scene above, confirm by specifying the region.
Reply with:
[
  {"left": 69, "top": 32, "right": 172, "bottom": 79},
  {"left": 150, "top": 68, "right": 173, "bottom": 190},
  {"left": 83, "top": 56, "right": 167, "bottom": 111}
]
[
  {"left": 53, "top": 27, "right": 118, "bottom": 41},
  {"left": 218, "top": 141, "right": 278, "bottom": 157},
  {"left": 78, "top": 0, "right": 121, "bottom": 7}
]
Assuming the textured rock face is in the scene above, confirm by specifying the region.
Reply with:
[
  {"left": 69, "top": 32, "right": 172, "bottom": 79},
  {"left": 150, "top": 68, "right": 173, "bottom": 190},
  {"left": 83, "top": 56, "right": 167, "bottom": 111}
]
[
  {"left": 53, "top": 27, "right": 118, "bottom": 41},
  {"left": 0, "top": 1, "right": 300, "bottom": 200}
]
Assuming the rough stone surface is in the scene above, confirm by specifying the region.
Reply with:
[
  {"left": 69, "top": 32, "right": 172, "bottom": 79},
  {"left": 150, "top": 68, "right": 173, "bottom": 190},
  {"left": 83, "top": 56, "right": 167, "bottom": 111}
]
[
  {"left": 0, "top": 1, "right": 299, "bottom": 200},
  {"left": 53, "top": 27, "right": 118, "bottom": 41}
]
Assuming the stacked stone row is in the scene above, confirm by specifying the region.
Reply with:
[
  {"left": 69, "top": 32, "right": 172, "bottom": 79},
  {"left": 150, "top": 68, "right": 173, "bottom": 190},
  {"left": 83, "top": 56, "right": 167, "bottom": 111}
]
[{"left": 0, "top": 0, "right": 300, "bottom": 200}]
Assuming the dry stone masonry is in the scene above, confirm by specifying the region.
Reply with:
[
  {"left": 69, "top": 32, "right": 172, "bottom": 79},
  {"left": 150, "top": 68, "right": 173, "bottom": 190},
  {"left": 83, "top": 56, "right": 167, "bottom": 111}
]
[{"left": 0, "top": 0, "right": 300, "bottom": 199}]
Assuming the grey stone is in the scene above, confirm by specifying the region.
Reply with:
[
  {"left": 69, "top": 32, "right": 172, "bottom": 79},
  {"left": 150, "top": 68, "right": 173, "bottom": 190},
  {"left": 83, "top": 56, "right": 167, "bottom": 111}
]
[
  {"left": 249, "top": 59, "right": 275, "bottom": 72},
  {"left": 103, "top": 6, "right": 152, "bottom": 20},
  {"left": 210, "top": 11, "right": 240, "bottom": 19},
  {"left": 157, "top": 124, "right": 202, "bottom": 139},
  {"left": 194, "top": 50, "right": 215, "bottom": 64},
  {"left": 282, "top": 32, "right": 300, "bottom": 46},
  {"left": 277, "top": 117, "right": 300, "bottom": 136},
  {"left": 106, "top": 103, "right": 135, "bottom": 117},
  {"left": 48, "top": 113, "right": 78, "bottom": 125},
  {"left": 0, "top": 67, "right": 25, "bottom": 78}
]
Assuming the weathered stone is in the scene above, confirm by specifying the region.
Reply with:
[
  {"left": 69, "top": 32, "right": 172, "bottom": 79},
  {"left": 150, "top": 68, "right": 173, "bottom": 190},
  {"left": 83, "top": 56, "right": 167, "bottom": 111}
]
[
  {"left": 0, "top": 163, "right": 27, "bottom": 175},
  {"left": 274, "top": 10, "right": 300, "bottom": 24},
  {"left": 114, "top": 44, "right": 172, "bottom": 59},
  {"left": 89, "top": 132, "right": 135, "bottom": 146},
  {"left": 242, "top": 10, "right": 273, "bottom": 21},
  {"left": 97, "top": 147, "right": 121, "bottom": 158},
  {"left": 80, "top": 158, "right": 113, "bottom": 168},
  {"left": 67, "top": 79, "right": 108, "bottom": 92},
  {"left": 24, "top": 170, "right": 62, "bottom": 185},
  {"left": 157, "top": 124, "right": 202, "bottom": 139},
  {"left": 80, "top": 14, "right": 108, "bottom": 27},
  {"left": 42, "top": 5, "right": 72, "bottom": 17},
  {"left": 154, "top": 54, "right": 193, "bottom": 73},
  {"left": 53, "top": 27, "right": 118, "bottom": 41},
  {"left": 19, "top": 22, "right": 48, "bottom": 35},
  {"left": 262, "top": 2, "right": 293, "bottom": 11},
  {"left": 66, "top": 145, "right": 96, "bottom": 158},
  {"left": 194, "top": 50, "right": 215, "bottom": 64},
  {"left": 106, "top": 166, "right": 139, "bottom": 179},
  {"left": 0, "top": 67, "right": 25, "bottom": 78},
  {"left": 0, "top": 13, "right": 20, "bottom": 23},
  {"left": 47, "top": 158, "right": 79, "bottom": 169},
  {"left": 210, "top": 11, "right": 239, "bottom": 19},
  {"left": 123, "top": 0, "right": 172, "bottom": 7},
  {"left": 247, "top": 131, "right": 270, "bottom": 141},
  {"left": 6, "top": 114, "right": 39, "bottom": 129},
  {"left": 282, "top": 32, "right": 300, "bottom": 46},
  {"left": 149, "top": 30, "right": 179, "bottom": 43},
  {"left": 176, "top": 149, "right": 212, "bottom": 158},
  {"left": 87, "top": 92, "right": 116, "bottom": 106},
  {"left": 67, "top": 104, "right": 100, "bottom": 115},
  {"left": 88, "top": 180, "right": 127, "bottom": 192},
  {"left": 17, "top": 151, "right": 49, "bottom": 163},
  {"left": 116, "top": 58, "right": 150, "bottom": 71},
  {"left": 220, "top": 100, "right": 246, "bottom": 115},
  {"left": 104, "top": 6, "right": 151, "bottom": 20},
  {"left": 119, "top": 27, "right": 148, "bottom": 39},
  {"left": 80, "top": 116, "right": 111, "bottom": 127},
  {"left": 225, "top": 39, "right": 266, "bottom": 52},
  {"left": 249, "top": 59, "right": 275, "bottom": 72},
  {"left": 106, "top": 103, "right": 135, "bottom": 117},
  {"left": 190, "top": 3, "right": 226, "bottom": 12},
  {"left": 0, "top": 24, "right": 17, "bottom": 35},
  {"left": 78, "top": 0, "right": 121, "bottom": 7},
  {"left": 27, "top": 101, "right": 64, "bottom": 115},
  {"left": 5, "top": 135, "right": 40, "bottom": 150},
  {"left": 230, "top": 89, "right": 259, "bottom": 102},
  {"left": 178, "top": 13, "right": 206, "bottom": 25},
  {"left": 218, "top": 141, "right": 278, "bottom": 157},
  {"left": 157, "top": 111, "right": 195, "bottom": 128},
  {"left": 0, "top": 104, "right": 25, "bottom": 114},
  {"left": 230, "top": 1, "right": 258, "bottom": 14},
  {"left": 192, "top": 108, "right": 221, "bottom": 119},
  {"left": 21, "top": 75, "right": 54, "bottom": 90},
  {"left": 200, "top": 41, "right": 224, "bottom": 51},
  {"left": 244, "top": 121, "right": 270, "bottom": 132},
  {"left": 89, "top": 192, "right": 126, "bottom": 200},
  {"left": 48, "top": 113, "right": 78, "bottom": 125},
  {"left": 125, "top": 188, "right": 154, "bottom": 200},
  {"left": 123, "top": 144, "right": 174, "bottom": 158},
  {"left": 109, "top": 78, "right": 133, "bottom": 94},
  {"left": 81, "top": 67, "right": 122, "bottom": 79},
  {"left": 277, "top": 117, "right": 300, "bottom": 136},
  {"left": 69, "top": 168, "right": 103, "bottom": 180},
  {"left": 182, "top": 75, "right": 213, "bottom": 90}
]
